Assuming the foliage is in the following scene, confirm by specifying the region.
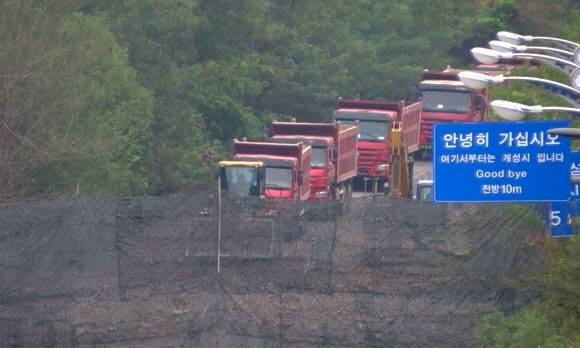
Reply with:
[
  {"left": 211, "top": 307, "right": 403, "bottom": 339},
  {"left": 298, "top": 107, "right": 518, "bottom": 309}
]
[
  {"left": 504, "top": 204, "right": 545, "bottom": 230},
  {"left": 475, "top": 236, "right": 580, "bottom": 347},
  {"left": 512, "top": 0, "right": 576, "bottom": 36},
  {"left": 0, "top": 2, "right": 153, "bottom": 201},
  {"left": 3, "top": 0, "right": 580, "bottom": 199}
]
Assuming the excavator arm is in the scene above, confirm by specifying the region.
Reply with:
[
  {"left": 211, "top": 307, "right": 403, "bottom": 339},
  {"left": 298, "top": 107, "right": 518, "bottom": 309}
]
[{"left": 388, "top": 121, "right": 414, "bottom": 198}]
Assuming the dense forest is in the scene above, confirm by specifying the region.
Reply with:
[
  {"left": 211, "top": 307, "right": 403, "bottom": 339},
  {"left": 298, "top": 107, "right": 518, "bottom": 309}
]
[
  {"left": 2, "top": 0, "right": 580, "bottom": 346},
  {"left": 0, "top": 0, "right": 575, "bottom": 201}
]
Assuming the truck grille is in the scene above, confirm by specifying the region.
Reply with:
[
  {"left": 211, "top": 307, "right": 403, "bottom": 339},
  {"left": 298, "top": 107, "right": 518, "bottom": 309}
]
[
  {"left": 421, "top": 118, "right": 453, "bottom": 143},
  {"left": 358, "top": 149, "right": 381, "bottom": 161},
  {"left": 356, "top": 147, "right": 387, "bottom": 177}
]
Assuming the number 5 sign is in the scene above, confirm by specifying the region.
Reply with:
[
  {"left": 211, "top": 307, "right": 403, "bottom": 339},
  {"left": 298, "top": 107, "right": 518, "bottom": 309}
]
[{"left": 550, "top": 209, "right": 563, "bottom": 227}]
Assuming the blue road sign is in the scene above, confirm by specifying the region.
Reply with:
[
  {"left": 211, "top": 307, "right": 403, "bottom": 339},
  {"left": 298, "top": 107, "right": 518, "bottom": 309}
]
[
  {"left": 549, "top": 150, "right": 580, "bottom": 237},
  {"left": 433, "top": 120, "right": 571, "bottom": 202}
]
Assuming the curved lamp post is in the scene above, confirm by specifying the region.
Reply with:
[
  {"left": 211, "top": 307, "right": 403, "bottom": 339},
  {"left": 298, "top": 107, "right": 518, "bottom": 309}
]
[
  {"left": 488, "top": 40, "right": 574, "bottom": 62},
  {"left": 471, "top": 47, "right": 579, "bottom": 76},
  {"left": 458, "top": 71, "right": 580, "bottom": 107},
  {"left": 490, "top": 100, "right": 580, "bottom": 121},
  {"left": 497, "top": 31, "right": 580, "bottom": 52}
]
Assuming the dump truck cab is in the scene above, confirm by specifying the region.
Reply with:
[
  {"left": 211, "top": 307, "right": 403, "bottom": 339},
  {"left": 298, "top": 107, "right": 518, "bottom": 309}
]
[
  {"left": 332, "top": 99, "right": 398, "bottom": 190},
  {"left": 416, "top": 70, "right": 488, "bottom": 153},
  {"left": 267, "top": 135, "right": 334, "bottom": 198},
  {"left": 333, "top": 98, "right": 421, "bottom": 192},
  {"left": 229, "top": 140, "right": 311, "bottom": 200},
  {"left": 268, "top": 121, "right": 358, "bottom": 200},
  {"left": 234, "top": 154, "right": 301, "bottom": 199}
]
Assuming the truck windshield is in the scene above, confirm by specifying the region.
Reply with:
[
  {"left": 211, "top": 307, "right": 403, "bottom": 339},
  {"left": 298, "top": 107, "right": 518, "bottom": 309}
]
[
  {"left": 420, "top": 90, "right": 471, "bottom": 113},
  {"left": 311, "top": 147, "right": 326, "bottom": 168},
  {"left": 334, "top": 119, "right": 388, "bottom": 142},
  {"left": 266, "top": 167, "right": 292, "bottom": 189},
  {"left": 224, "top": 166, "right": 259, "bottom": 196}
]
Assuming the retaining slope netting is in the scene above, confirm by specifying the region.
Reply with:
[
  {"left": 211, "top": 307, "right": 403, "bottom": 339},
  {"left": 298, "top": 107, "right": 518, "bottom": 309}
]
[{"left": 0, "top": 193, "right": 548, "bottom": 347}]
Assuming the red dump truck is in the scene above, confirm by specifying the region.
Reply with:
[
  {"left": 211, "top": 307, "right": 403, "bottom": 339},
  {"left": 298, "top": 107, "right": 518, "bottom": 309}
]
[
  {"left": 415, "top": 70, "right": 488, "bottom": 156},
  {"left": 224, "top": 139, "right": 311, "bottom": 199},
  {"left": 267, "top": 121, "right": 358, "bottom": 200},
  {"left": 332, "top": 98, "right": 422, "bottom": 191}
]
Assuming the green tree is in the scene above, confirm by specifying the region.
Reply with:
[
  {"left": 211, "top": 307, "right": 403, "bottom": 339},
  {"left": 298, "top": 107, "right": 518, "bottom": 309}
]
[
  {"left": 84, "top": 0, "right": 224, "bottom": 194},
  {"left": 0, "top": 2, "right": 153, "bottom": 201},
  {"left": 72, "top": 0, "right": 580, "bottom": 196}
]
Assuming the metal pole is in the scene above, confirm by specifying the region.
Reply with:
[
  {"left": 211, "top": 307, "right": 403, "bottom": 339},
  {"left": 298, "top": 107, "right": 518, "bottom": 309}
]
[{"left": 217, "top": 175, "right": 222, "bottom": 274}]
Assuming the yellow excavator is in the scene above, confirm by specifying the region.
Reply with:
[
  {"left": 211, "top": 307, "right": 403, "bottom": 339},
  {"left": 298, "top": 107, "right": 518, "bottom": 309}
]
[
  {"left": 386, "top": 98, "right": 422, "bottom": 199},
  {"left": 387, "top": 121, "right": 414, "bottom": 198}
]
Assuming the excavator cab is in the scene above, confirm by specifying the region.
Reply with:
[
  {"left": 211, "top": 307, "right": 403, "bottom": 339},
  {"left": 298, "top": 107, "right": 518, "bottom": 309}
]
[{"left": 215, "top": 161, "right": 265, "bottom": 197}]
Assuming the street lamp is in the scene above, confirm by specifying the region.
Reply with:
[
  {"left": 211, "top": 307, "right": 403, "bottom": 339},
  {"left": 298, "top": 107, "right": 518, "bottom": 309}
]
[
  {"left": 491, "top": 100, "right": 580, "bottom": 185},
  {"left": 458, "top": 71, "right": 580, "bottom": 107},
  {"left": 497, "top": 31, "right": 580, "bottom": 52},
  {"left": 471, "top": 47, "right": 579, "bottom": 76},
  {"left": 488, "top": 40, "right": 574, "bottom": 62},
  {"left": 548, "top": 127, "right": 580, "bottom": 137},
  {"left": 490, "top": 100, "right": 580, "bottom": 121}
]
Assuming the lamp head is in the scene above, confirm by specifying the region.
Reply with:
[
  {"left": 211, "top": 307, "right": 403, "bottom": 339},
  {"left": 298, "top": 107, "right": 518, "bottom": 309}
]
[
  {"left": 489, "top": 40, "right": 525, "bottom": 53},
  {"left": 497, "top": 31, "right": 533, "bottom": 45},
  {"left": 490, "top": 100, "right": 542, "bottom": 121},
  {"left": 572, "top": 67, "right": 580, "bottom": 91},
  {"left": 458, "top": 71, "right": 504, "bottom": 89},
  {"left": 471, "top": 47, "right": 514, "bottom": 64}
]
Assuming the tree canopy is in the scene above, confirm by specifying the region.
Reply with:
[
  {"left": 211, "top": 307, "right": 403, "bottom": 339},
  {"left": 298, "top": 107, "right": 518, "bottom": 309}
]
[{"left": 10, "top": 0, "right": 573, "bottom": 200}]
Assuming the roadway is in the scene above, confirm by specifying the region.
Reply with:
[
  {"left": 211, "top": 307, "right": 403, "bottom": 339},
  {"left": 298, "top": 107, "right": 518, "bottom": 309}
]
[{"left": 352, "top": 156, "right": 433, "bottom": 198}]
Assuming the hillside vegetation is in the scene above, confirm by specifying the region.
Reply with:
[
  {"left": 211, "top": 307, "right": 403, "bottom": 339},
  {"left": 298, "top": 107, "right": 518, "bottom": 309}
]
[{"left": 1, "top": 0, "right": 575, "bottom": 201}]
